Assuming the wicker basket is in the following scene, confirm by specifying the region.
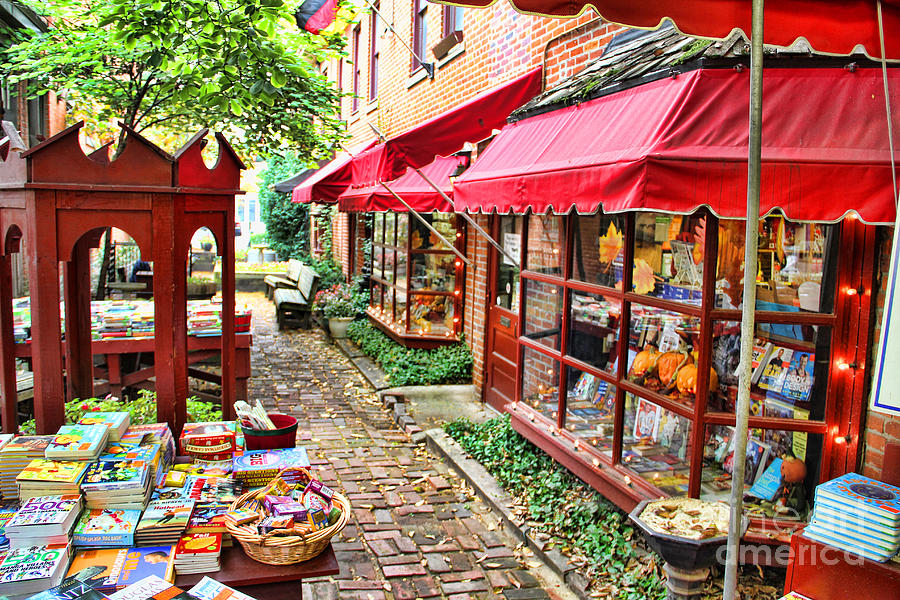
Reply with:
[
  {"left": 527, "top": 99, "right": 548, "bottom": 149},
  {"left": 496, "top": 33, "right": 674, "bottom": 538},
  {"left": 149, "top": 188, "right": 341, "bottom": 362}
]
[{"left": 226, "top": 467, "right": 350, "bottom": 565}]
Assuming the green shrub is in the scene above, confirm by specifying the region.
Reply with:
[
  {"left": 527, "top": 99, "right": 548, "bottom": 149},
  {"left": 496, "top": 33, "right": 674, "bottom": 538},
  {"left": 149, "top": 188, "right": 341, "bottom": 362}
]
[
  {"left": 347, "top": 320, "right": 472, "bottom": 386},
  {"left": 19, "top": 390, "right": 222, "bottom": 434},
  {"left": 445, "top": 416, "right": 666, "bottom": 599}
]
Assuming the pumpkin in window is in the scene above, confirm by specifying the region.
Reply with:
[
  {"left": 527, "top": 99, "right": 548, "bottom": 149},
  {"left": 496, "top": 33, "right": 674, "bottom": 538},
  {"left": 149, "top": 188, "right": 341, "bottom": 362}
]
[
  {"left": 675, "top": 363, "right": 720, "bottom": 396},
  {"left": 657, "top": 351, "right": 691, "bottom": 389},
  {"left": 629, "top": 347, "right": 660, "bottom": 382}
]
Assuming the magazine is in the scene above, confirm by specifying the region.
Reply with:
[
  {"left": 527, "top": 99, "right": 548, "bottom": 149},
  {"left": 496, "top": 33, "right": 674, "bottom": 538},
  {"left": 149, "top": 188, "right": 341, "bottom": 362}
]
[
  {"left": 757, "top": 347, "right": 793, "bottom": 392},
  {"left": 779, "top": 351, "right": 814, "bottom": 403}
]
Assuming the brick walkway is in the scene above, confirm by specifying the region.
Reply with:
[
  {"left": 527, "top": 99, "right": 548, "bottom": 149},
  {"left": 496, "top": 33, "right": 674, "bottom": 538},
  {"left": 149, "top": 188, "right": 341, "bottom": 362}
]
[{"left": 242, "top": 293, "right": 558, "bottom": 600}]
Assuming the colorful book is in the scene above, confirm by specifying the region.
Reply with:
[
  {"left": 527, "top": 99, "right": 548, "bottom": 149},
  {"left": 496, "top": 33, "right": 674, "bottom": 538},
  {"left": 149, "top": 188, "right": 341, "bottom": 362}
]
[
  {"left": 24, "top": 570, "right": 113, "bottom": 600},
  {"left": 779, "top": 351, "right": 815, "bottom": 403},
  {"left": 815, "top": 473, "right": 900, "bottom": 525},
  {"left": 77, "top": 413, "right": 131, "bottom": 442},
  {"left": 46, "top": 425, "right": 110, "bottom": 460},
  {"left": 734, "top": 338, "right": 773, "bottom": 385},
  {"left": 183, "top": 476, "right": 240, "bottom": 503},
  {"left": 747, "top": 457, "right": 784, "bottom": 501},
  {"left": 107, "top": 575, "right": 191, "bottom": 600},
  {"left": 188, "top": 577, "right": 254, "bottom": 600},
  {"left": 632, "top": 397, "right": 661, "bottom": 440},
  {"left": 6, "top": 495, "right": 83, "bottom": 538},
  {"left": 0, "top": 544, "right": 71, "bottom": 597},
  {"left": 185, "top": 503, "right": 229, "bottom": 534},
  {"left": 135, "top": 499, "right": 195, "bottom": 544},
  {"left": 73, "top": 509, "right": 143, "bottom": 547},
  {"left": 17, "top": 460, "right": 89, "bottom": 486},
  {"left": 0, "top": 501, "right": 19, "bottom": 551},
  {"left": 231, "top": 448, "right": 310, "bottom": 484},
  {"left": 81, "top": 461, "right": 149, "bottom": 492},
  {"left": 757, "top": 347, "right": 793, "bottom": 392},
  {"left": 744, "top": 437, "right": 771, "bottom": 486},
  {"left": 66, "top": 547, "right": 175, "bottom": 591}
]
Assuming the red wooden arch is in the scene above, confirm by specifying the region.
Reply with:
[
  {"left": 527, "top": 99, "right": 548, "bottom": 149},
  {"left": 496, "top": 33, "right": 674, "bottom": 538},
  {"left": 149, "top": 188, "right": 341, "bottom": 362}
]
[{"left": 0, "top": 122, "right": 243, "bottom": 435}]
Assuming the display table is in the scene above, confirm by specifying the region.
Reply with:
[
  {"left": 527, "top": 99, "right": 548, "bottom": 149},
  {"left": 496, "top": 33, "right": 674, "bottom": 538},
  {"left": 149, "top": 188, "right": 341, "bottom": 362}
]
[
  {"left": 14, "top": 334, "right": 252, "bottom": 402},
  {"left": 784, "top": 530, "right": 900, "bottom": 598},
  {"left": 174, "top": 544, "right": 338, "bottom": 600}
]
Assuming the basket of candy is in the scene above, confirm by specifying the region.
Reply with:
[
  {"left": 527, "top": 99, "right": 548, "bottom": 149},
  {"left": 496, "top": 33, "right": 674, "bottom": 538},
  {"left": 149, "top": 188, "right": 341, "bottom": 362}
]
[{"left": 225, "top": 466, "right": 350, "bottom": 564}]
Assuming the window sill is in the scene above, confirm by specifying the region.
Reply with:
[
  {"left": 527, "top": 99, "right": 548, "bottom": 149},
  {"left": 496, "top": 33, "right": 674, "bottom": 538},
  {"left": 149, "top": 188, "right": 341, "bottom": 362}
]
[
  {"left": 407, "top": 67, "right": 429, "bottom": 89},
  {"left": 436, "top": 39, "right": 465, "bottom": 69},
  {"left": 366, "top": 100, "right": 378, "bottom": 115}
]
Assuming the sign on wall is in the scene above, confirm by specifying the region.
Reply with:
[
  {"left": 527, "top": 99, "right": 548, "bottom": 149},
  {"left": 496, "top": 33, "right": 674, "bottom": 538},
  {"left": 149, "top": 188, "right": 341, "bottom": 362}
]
[{"left": 871, "top": 222, "right": 900, "bottom": 415}]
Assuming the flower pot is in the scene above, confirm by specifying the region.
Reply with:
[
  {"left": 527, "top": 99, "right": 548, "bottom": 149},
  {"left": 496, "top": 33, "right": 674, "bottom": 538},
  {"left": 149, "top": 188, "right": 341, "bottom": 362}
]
[{"left": 328, "top": 316, "right": 354, "bottom": 339}]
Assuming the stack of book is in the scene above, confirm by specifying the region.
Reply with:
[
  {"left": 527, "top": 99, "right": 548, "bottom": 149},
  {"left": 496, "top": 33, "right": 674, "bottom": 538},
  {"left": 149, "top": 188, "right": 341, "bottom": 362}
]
[
  {"left": 173, "top": 533, "right": 222, "bottom": 574},
  {"left": 72, "top": 508, "right": 143, "bottom": 548},
  {"left": 231, "top": 448, "right": 310, "bottom": 487},
  {"left": 0, "top": 436, "right": 54, "bottom": 500},
  {"left": 77, "top": 412, "right": 132, "bottom": 442},
  {"left": 17, "top": 459, "right": 89, "bottom": 501},
  {"left": 0, "top": 501, "right": 19, "bottom": 553},
  {"left": 803, "top": 473, "right": 900, "bottom": 562},
  {"left": 120, "top": 425, "right": 175, "bottom": 472},
  {"left": 67, "top": 546, "right": 175, "bottom": 591},
  {"left": 0, "top": 544, "right": 71, "bottom": 597},
  {"left": 46, "top": 424, "right": 109, "bottom": 462},
  {"left": 5, "top": 495, "right": 83, "bottom": 548},
  {"left": 81, "top": 460, "right": 152, "bottom": 510},
  {"left": 134, "top": 498, "right": 195, "bottom": 546},
  {"left": 99, "top": 442, "right": 164, "bottom": 487}
]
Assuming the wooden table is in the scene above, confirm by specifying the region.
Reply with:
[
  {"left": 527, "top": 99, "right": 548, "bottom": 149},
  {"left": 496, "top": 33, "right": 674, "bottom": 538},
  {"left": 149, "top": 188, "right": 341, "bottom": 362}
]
[
  {"left": 174, "top": 544, "right": 339, "bottom": 600},
  {"left": 15, "top": 334, "right": 252, "bottom": 402}
]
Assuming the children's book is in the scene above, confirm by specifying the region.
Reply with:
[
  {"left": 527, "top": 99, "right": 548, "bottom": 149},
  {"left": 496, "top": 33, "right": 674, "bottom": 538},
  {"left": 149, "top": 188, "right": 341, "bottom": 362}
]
[
  {"left": 231, "top": 448, "right": 310, "bottom": 484},
  {"left": 757, "top": 346, "right": 793, "bottom": 392},
  {"left": 0, "top": 434, "right": 14, "bottom": 452},
  {"left": 779, "top": 351, "right": 815, "bottom": 403},
  {"left": 0, "top": 501, "right": 19, "bottom": 551},
  {"left": 66, "top": 547, "right": 175, "bottom": 591},
  {"left": 814, "top": 473, "right": 900, "bottom": 525},
  {"left": 17, "top": 460, "right": 89, "bottom": 485},
  {"left": 6, "top": 495, "right": 82, "bottom": 537},
  {"left": 81, "top": 461, "right": 149, "bottom": 492},
  {"left": 99, "top": 443, "right": 160, "bottom": 466},
  {"left": 0, "top": 544, "right": 70, "bottom": 596},
  {"left": 183, "top": 476, "right": 240, "bottom": 503},
  {"left": 73, "top": 509, "right": 142, "bottom": 547},
  {"left": 107, "top": 575, "right": 190, "bottom": 600},
  {"left": 0, "top": 436, "right": 53, "bottom": 454},
  {"left": 185, "top": 503, "right": 229, "bottom": 534},
  {"left": 77, "top": 413, "right": 131, "bottom": 442},
  {"left": 135, "top": 499, "right": 195, "bottom": 533},
  {"left": 173, "top": 533, "right": 221, "bottom": 558},
  {"left": 569, "top": 373, "right": 596, "bottom": 402},
  {"left": 46, "top": 425, "right": 110, "bottom": 460},
  {"left": 188, "top": 577, "right": 254, "bottom": 600},
  {"left": 25, "top": 570, "right": 113, "bottom": 600}
]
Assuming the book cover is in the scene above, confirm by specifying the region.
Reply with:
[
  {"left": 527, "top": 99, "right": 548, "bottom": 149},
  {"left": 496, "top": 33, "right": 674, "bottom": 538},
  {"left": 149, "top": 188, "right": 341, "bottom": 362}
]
[
  {"left": 757, "top": 347, "right": 793, "bottom": 392},
  {"left": 174, "top": 533, "right": 221, "bottom": 557},
  {"left": 632, "top": 397, "right": 661, "bottom": 440},
  {"left": 231, "top": 448, "right": 310, "bottom": 479},
  {"left": 81, "top": 461, "right": 148, "bottom": 491},
  {"left": 136, "top": 500, "right": 195, "bottom": 533},
  {"left": 737, "top": 339, "right": 773, "bottom": 385},
  {"left": 107, "top": 575, "right": 187, "bottom": 600},
  {"left": 46, "top": 425, "right": 109, "bottom": 458},
  {"left": 73, "top": 509, "right": 142, "bottom": 547},
  {"left": 185, "top": 503, "right": 229, "bottom": 533},
  {"left": 0, "top": 501, "right": 19, "bottom": 549},
  {"left": 802, "top": 524, "right": 897, "bottom": 561},
  {"left": 184, "top": 477, "right": 240, "bottom": 503},
  {"left": 99, "top": 443, "right": 160, "bottom": 466},
  {"left": 779, "top": 351, "right": 815, "bottom": 403},
  {"left": 67, "top": 547, "right": 174, "bottom": 591},
  {"left": 0, "top": 544, "right": 69, "bottom": 583},
  {"left": 815, "top": 473, "right": 900, "bottom": 523},
  {"left": 747, "top": 457, "right": 784, "bottom": 501},
  {"left": 188, "top": 577, "right": 254, "bottom": 600},
  {"left": 7, "top": 495, "right": 81, "bottom": 529},
  {"left": 744, "top": 437, "right": 771, "bottom": 486},
  {"left": 77, "top": 413, "right": 130, "bottom": 441},
  {"left": 0, "top": 436, "right": 53, "bottom": 454},
  {"left": 17, "top": 459, "right": 89, "bottom": 485},
  {"left": 25, "top": 569, "right": 113, "bottom": 600}
]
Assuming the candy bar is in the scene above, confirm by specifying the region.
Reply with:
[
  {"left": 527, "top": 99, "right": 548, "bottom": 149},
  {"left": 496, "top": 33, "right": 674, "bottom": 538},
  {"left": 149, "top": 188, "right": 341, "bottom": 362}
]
[
  {"left": 263, "top": 495, "right": 292, "bottom": 513},
  {"left": 307, "top": 509, "right": 328, "bottom": 530},
  {"left": 257, "top": 515, "right": 294, "bottom": 534},
  {"left": 304, "top": 493, "right": 329, "bottom": 513},
  {"left": 305, "top": 479, "right": 334, "bottom": 502},
  {"left": 327, "top": 506, "right": 342, "bottom": 525},
  {"left": 225, "top": 509, "right": 260, "bottom": 525},
  {"left": 273, "top": 502, "right": 308, "bottom": 521}
]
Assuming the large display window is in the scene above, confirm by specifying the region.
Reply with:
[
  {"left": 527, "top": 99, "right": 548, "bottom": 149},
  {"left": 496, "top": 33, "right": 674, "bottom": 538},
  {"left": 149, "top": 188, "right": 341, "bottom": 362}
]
[
  {"left": 512, "top": 210, "right": 876, "bottom": 528},
  {"left": 367, "top": 211, "right": 466, "bottom": 345}
]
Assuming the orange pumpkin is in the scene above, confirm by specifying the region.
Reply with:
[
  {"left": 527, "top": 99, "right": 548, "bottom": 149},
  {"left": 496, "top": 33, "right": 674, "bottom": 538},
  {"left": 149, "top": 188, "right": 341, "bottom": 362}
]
[
  {"left": 781, "top": 457, "right": 807, "bottom": 483},
  {"left": 657, "top": 352, "right": 690, "bottom": 386},
  {"left": 675, "top": 363, "right": 721, "bottom": 395},
  {"left": 629, "top": 348, "right": 659, "bottom": 379}
]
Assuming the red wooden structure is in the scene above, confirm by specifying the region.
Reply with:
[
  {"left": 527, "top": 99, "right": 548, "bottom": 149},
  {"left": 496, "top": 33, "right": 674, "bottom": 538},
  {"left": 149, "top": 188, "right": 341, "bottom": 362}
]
[{"left": 0, "top": 122, "right": 242, "bottom": 436}]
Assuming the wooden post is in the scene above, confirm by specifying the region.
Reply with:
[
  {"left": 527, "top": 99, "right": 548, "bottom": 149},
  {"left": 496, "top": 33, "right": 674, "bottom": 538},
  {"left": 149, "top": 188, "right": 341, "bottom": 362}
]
[
  {"left": 221, "top": 207, "right": 236, "bottom": 420},
  {"left": 64, "top": 236, "right": 95, "bottom": 401},
  {"left": 0, "top": 254, "right": 18, "bottom": 433},
  {"left": 26, "top": 191, "right": 65, "bottom": 433}
]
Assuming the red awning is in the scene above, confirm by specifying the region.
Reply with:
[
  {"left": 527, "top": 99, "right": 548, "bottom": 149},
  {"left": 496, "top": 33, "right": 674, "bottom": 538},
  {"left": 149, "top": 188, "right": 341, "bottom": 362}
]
[
  {"left": 430, "top": 0, "right": 900, "bottom": 60},
  {"left": 291, "top": 139, "right": 378, "bottom": 204},
  {"left": 350, "top": 68, "right": 542, "bottom": 188},
  {"left": 338, "top": 155, "right": 464, "bottom": 213},
  {"left": 453, "top": 67, "right": 900, "bottom": 225}
]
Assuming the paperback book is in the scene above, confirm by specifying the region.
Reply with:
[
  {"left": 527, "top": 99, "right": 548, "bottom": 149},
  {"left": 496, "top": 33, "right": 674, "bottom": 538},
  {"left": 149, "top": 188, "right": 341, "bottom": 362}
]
[
  {"left": 24, "top": 569, "right": 113, "bottom": 600},
  {"left": 231, "top": 448, "right": 310, "bottom": 485},
  {"left": 17, "top": 460, "right": 89, "bottom": 499},
  {"left": 815, "top": 473, "right": 900, "bottom": 524},
  {"left": 185, "top": 503, "right": 229, "bottom": 534},
  {"left": 172, "top": 533, "right": 221, "bottom": 575},
  {"left": 757, "top": 347, "right": 793, "bottom": 393},
  {"left": 135, "top": 499, "right": 195, "bottom": 546},
  {"left": 779, "top": 351, "right": 815, "bottom": 403},
  {"left": 6, "top": 495, "right": 83, "bottom": 542},
  {"left": 66, "top": 547, "right": 175, "bottom": 591},
  {"left": 46, "top": 425, "right": 110, "bottom": 461},
  {"left": 0, "top": 544, "right": 71, "bottom": 597},
  {"left": 73, "top": 509, "right": 143, "bottom": 547},
  {"left": 187, "top": 577, "right": 254, "bottom": 600},
  {"left": 107, "top": 575, "right": 191, "bottom": 600},
  {"left": 77, "top": 413, "right": 131, "bottom": 442}
]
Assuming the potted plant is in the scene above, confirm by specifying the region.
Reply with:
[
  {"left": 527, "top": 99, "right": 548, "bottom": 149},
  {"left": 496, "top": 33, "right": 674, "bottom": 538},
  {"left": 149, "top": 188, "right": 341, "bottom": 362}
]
[{"left": 314, "top": 281, "right": 361, "bottom": 339}]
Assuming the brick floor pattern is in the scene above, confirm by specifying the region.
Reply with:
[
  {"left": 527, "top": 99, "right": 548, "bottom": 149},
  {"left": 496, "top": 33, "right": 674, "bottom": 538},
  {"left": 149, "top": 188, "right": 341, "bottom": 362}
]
[{"left": 243, "top": 293, "right": 553, "bottom": 600}]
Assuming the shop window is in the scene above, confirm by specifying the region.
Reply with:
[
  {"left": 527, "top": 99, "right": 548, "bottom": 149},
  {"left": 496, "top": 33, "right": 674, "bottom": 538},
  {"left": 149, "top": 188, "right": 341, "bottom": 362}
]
[
  {"left": 522, "top": 279, "right": 563, "bottom": 351},
  {"left": 633, "top": 212, "right": 705, "bottom": 305},
  {"left": 368, "top": 4, "right": 380, "bottom": 102},
  {"left": 520, "top": 345, "right": 560, "bottom": 423},
  {"left": 622, "top": 393, "right": 693, "bottom": 496},
  {"left": 525, "top": 215, "right": 564, "bottom": 274},
  {"left": 567, "top": 291, "right": 620, "bottom": 375},
  {"left": 563, "top": 365, "right": 615, "bottom": 458},
  {"left": 571, "top": 213, "right": 625, "bottom": 289},
  {"left": 367, "top": 211, "right": 465, "bottom": 345},
  {"left": 494, "top": 216, "right": 522, "bottom": 310},
  {"left": 412, "top": 0, "right": 428, "bottom": 72}
]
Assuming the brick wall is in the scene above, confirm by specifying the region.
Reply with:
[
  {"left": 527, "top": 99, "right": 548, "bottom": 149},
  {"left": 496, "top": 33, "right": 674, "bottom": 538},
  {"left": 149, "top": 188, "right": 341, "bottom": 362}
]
[
  {"left": 47, "top": 91, "right": 67, "bottom": 135},
  {"left": 463, "top": 214, "right": 490, "bottom": 393},
  {"left": 862, "top": 226, "right": 899, "bottom": 480}
]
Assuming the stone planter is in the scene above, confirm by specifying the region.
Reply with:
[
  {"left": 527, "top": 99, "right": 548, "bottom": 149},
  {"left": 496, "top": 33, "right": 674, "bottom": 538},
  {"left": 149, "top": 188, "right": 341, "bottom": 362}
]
[{"left": 328, "top": 316, "right": 354, "bottom": 339}]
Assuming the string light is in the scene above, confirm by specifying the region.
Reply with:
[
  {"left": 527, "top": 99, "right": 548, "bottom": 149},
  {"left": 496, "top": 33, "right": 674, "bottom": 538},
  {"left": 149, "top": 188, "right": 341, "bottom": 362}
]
[{"left": 592, "top": 458, "right": 601, "bottom": 467}]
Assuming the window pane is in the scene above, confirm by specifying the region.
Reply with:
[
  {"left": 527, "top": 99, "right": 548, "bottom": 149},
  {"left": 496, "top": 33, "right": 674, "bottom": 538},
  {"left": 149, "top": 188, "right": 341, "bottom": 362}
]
[
  {"left": 564, "top": 365, "right": 615, "bottom": 457},
  {"left": 622, "top": 393, "right": 692, "bottom": 496},
  {"left": 494, "top": 216, "right": 522, "bottom": 310},
  {"left": 396, "top": 213, "right": 408, "bottom": 247},
  {"left": 633, "top": 212, "right": 704, "bottom": 306},
  {"left": 384, "top": 287, "right": 395, "bottom": 321},
  {"left": 525, "top": 215, "right": 563, "bottom": 275},
  {"left": 627, "top": 304, "right": 702, "bottom": 403},
  {"left": 411, "top": 213, "right": 457, "bottom": 250},
  {"left": 709, "top": 321, "right": 830, "bottom": 421},
  {"left": 395, "top": 288, "right": 407, "bottom": 328},
  {"left": 568, "top": 291, "right": 621, "bottom": 375},
  {"left": 372, "top": 246, "right": 383, "bottom": 280},
  {"left": 571, "top": 213, "right": 625, "bottom": 288},
  {"left": 701, "top": 424, "right": 822, "bottom": 520},
  {"left": 396, "top": 249, "right": 407, "bottom": 287},
  {"left": 716, "top": 218, "right": 836, "bottom": 313},
  {"left": 411, "top": 253, "right": 456, "bottom": 292},
  {"left": 385, "top": 213, "right": 397, "bottom": 246},
  {"left": 410, "top": 294, "right": 454, "bottom": 336},
  {"left": 371, "top": 282, "right": 382, "bottom": 311},
  {"left": 374, "top": 214, "right": 384, "bottom": 244},
  {"left": 383, "top": 249, "right": 395, "bottom": 283},
  {"left": 521, "top": 346, "right": 560, "bottom": 422},
  {"left": 522, "top": 279, "right": 563, "bottom": 351}
]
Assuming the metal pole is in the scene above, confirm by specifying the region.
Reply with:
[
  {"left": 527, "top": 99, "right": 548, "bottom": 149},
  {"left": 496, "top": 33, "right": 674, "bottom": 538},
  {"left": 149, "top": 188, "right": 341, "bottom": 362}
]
[
  {"left": 724, "top": 1, "right": 764, "bottom": 598},
  {"left": 361, "top": 0, "right": 434, "bottom": 78},
  {"left": 379, "top": 181, "right": 472, "bottom": 266},
  {"left": 412, "top": 167, "right": 522, "bottom": 269}
]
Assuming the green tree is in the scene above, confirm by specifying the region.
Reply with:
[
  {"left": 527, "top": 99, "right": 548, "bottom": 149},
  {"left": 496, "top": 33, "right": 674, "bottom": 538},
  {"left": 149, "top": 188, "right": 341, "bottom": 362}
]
[
  {"left": 258, "top": 151, "right": 310, "bottom": 260},
  {"left": 1, "top": 0, "right": 345, "bottom": 159}
]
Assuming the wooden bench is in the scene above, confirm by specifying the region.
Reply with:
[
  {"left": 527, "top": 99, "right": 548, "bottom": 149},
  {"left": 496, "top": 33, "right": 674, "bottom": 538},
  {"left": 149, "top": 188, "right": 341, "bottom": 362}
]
[
  {"left": 264, "top": 259, "right": 303, "bottom": 300},
  {"left": 274, "top": 265, "right": 320, "bottom": 330}
]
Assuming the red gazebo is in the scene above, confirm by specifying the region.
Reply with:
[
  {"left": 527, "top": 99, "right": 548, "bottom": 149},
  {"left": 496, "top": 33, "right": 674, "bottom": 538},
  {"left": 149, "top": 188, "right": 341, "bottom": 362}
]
[{"left": 0, "top": 122, "right": 242, "bottom": 435}]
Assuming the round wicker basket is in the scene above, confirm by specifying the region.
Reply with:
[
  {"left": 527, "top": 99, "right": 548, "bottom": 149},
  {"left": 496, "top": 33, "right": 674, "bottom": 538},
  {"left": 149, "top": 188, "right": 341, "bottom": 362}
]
[{"left": 226, "top": 469, "right": 350, "bottom": 565}]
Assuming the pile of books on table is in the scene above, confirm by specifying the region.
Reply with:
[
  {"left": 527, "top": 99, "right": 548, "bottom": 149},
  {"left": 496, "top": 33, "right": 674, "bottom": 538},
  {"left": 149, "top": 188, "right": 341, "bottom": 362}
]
[{"left": 803, "top": 473, "right": 900, "bottom": 562}]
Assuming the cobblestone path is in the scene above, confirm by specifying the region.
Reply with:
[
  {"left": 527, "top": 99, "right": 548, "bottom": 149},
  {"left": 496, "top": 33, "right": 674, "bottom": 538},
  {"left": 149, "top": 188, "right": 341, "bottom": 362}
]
[{"left": 242, "top": 293, "right": 559, "bottom": 600}]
